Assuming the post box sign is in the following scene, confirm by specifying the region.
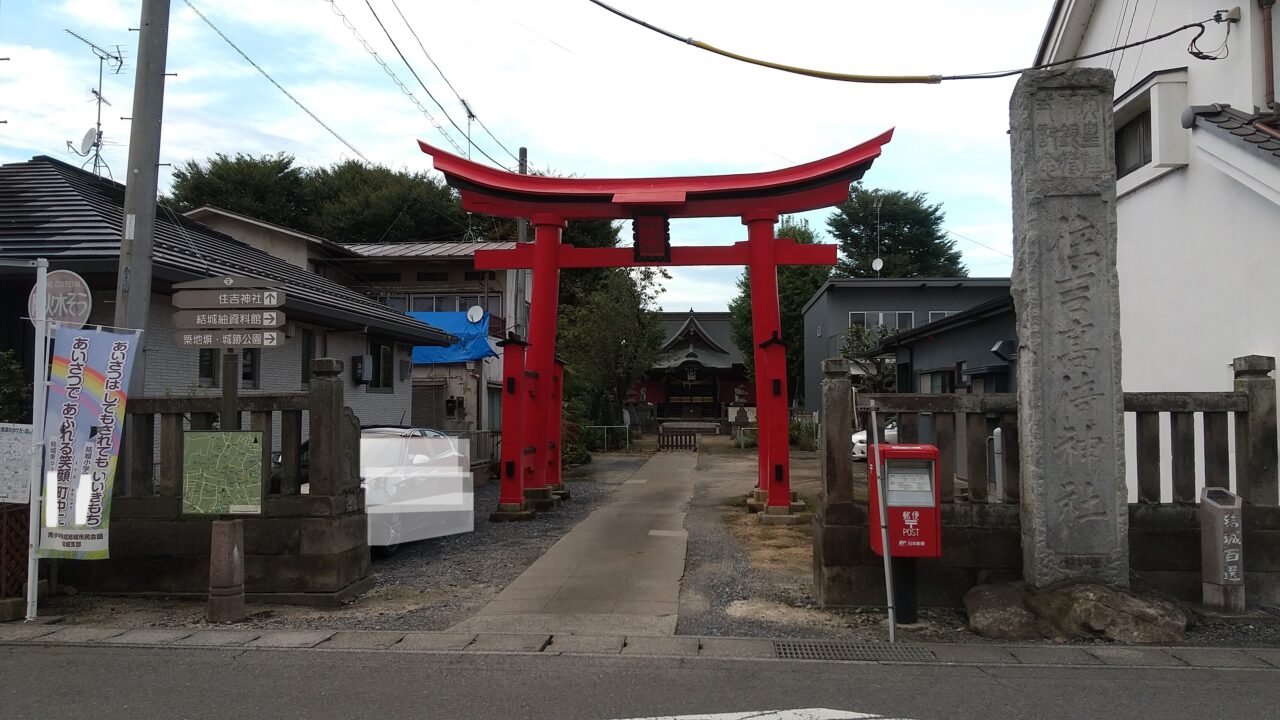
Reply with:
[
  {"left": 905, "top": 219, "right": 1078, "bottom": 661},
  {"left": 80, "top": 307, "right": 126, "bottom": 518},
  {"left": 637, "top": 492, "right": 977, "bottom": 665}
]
[{"left": 868, "top": 443, "right": 942, "bottom": 558}]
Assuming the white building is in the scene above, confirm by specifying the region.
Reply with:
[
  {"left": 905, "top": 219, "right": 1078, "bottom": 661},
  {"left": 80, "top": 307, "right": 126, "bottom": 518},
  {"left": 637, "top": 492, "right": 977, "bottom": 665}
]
[{"left": 1037, "top": 1, "right": 1280, "bottom": 489}]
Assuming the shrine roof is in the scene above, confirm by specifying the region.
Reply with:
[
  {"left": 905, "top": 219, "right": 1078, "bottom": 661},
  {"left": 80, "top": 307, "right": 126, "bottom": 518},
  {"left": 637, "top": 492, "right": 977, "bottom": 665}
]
[{"left": 418, "top": 130, "right": 894, "bottom": 220}]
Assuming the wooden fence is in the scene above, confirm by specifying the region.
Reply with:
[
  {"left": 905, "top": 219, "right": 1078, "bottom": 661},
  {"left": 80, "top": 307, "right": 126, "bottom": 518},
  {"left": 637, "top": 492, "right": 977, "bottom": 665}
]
[
  {"left": 857, "top": 355, "right": 1278, "bottom": 506},
  {"left": 658, "top": 429, "right": 700, "bottom": 451}
]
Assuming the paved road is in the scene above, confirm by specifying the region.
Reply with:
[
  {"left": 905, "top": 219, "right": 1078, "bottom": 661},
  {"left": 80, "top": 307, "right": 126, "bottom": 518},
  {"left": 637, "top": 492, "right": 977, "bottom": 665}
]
[
  {"left": 3, "top": 644, "right": 1276, "bottom": 719},
  {"left": 451, "top": 453, "right": 696, "bottom": 636}
]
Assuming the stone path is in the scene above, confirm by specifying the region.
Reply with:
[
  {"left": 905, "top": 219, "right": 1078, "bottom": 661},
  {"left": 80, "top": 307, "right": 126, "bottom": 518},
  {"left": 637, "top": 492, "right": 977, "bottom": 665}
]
[{"left": 449, "top": 452, "right": 697, "bottom": 636}]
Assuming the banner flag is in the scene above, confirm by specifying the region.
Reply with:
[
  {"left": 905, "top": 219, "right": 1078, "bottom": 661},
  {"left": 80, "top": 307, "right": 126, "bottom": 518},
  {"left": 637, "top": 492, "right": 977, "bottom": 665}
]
[{"left": 39, "top": 327, "right": 138, "bottom": 559}]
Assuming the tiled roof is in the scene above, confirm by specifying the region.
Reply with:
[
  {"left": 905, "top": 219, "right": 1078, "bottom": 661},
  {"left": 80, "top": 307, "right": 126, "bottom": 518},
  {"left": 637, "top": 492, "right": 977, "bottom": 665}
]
[
  {"left": 653, "top": 310, "right": 743, "bottom": 369},
  {"left": 343, "top": 241, "right": 517, "bottom": 258},
  {"left": 1183, "top": 104, "right": 1280, "bottom": 166},
  {"left": 0, "top": 156, "right": 455, "bottom": 346}
]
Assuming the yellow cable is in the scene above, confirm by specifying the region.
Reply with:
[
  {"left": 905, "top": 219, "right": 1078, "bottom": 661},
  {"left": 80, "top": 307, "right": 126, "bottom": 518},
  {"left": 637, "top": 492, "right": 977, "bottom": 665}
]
[{"left": 693, "top": 40, "right": 942, "bottom": 85}]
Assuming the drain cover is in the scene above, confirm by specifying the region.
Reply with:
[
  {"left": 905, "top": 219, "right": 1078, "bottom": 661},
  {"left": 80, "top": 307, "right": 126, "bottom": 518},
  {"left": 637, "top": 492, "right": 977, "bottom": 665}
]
[{"left": 773, "top": 640, "right": 936, "bottom": 662}]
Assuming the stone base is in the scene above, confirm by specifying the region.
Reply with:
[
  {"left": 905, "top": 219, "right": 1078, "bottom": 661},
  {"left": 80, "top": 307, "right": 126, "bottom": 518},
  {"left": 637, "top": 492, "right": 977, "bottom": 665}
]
[
  {"left": 490, "top": 504, "right": 537, "bottom": 522},
  {"left": 759, "top": 506, "right": 808, "bottom": 526},
  {"left": 0, "top": 580, "right": 49, "bottom": 622},
  {"left": 1203, "top": 583, "right": 1246, "bottom": 614},
  {"left": 523, "top": 487, "right": 561, "bottom": 512},
  {"left": 547, "top": 484, "right": 572, "bottom": 501}
]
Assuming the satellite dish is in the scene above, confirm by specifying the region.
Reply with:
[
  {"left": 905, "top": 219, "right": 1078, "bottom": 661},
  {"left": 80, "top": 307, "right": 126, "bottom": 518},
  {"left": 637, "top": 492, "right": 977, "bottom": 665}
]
[
  {"left": 466, "top": 305, "right": 484, "bottom": 323},
  {"left": 872, "top": 258, "right": 884, "bottom": 272},
  {"left": 79, "top": 128, "right": 97, "bottom": 155}
]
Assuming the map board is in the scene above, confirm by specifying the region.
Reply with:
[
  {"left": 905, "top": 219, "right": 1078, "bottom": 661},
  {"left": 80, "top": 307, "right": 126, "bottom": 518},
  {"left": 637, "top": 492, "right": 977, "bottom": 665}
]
[
  {"left": 0, "top": 423, "right": 33, "bottom": 504},
  {"left": 182, "top": 431, "right": 264, "bottom": 515}
]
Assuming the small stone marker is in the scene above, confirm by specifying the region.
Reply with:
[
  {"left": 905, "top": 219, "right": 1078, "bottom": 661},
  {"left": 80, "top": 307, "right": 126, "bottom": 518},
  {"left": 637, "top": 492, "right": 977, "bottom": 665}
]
[
  {"left": 1010, "top": 68, "right": 1128, "bottom": 587},
  {"left": 1200, "top": 488, "right": 1245, "bottom": 612},
  {"left": 207, "top": 519, "right": 246, "bottom": 623}
]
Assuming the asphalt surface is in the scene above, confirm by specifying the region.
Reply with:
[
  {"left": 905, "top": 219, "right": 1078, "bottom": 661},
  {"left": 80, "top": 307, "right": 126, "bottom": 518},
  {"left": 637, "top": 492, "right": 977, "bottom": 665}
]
[{"left": 3, "top": 644, "right": 1277, "bottom": 720}]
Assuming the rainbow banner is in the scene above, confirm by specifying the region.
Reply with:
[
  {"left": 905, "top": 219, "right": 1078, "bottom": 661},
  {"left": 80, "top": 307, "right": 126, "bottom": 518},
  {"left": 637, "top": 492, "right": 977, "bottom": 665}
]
[{"left": 40, "top": 327, "right": 138, "bottom": 559}]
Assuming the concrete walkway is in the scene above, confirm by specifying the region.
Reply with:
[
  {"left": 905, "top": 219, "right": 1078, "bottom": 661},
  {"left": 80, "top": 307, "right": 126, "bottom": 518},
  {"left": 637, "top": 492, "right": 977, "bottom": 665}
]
[{"left": 449, "top": 452, "right": 697, "bottom": 636}]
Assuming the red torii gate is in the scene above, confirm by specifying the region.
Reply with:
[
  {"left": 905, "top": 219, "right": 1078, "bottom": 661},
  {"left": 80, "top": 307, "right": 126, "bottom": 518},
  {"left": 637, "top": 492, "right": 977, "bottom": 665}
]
[{"left": 418, "top": 130, "right": 893, "bottom": 521}]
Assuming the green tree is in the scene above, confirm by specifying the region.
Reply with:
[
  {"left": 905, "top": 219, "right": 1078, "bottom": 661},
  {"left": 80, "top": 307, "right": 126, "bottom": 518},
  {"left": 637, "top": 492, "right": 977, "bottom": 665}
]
[
  {"left": 840, "top": 323, "right": 898, "bottom": 392},
  {"left": 829, "top": 184, "right": 967, "bottom": 278},
  {"left": 727, "top": 216, "right": 832, "bottom": 399},
  {"left": 166, "top": 152, "right": 311, "bottom": 229},
  {"left": 0, "top": 349, "right": 32, "bottom": 423},
  {"left": 558, "top": 269, "right": 665, "bottom": 425},
  {"left": 165, "top": 153, "right": 469, "bottom": 244}
]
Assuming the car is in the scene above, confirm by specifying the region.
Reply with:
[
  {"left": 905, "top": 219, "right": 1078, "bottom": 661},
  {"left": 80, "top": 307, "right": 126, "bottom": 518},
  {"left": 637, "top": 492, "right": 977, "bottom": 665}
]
[
  {"left": 274, "top": 426, "right": 474, "bottom": 552},
  {"left": 851, "top": 420, "right": 898, "bottom": 460}
]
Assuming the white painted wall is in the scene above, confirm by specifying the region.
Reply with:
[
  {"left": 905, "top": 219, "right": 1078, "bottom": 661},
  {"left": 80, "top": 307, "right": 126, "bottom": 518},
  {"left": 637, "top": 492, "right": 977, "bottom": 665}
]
[{"left": 1042, "top": 0, "right": 1280, "bottom": 498}]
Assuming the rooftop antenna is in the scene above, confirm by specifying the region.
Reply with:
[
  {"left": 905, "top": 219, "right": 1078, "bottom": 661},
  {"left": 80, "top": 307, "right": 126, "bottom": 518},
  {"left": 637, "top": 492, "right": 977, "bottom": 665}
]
[
  {"left": 460, "top": 99, "right": 480, "bottom": 241},
  {"left": 64, "top": 29, "right": 124, "bottom": 179}
]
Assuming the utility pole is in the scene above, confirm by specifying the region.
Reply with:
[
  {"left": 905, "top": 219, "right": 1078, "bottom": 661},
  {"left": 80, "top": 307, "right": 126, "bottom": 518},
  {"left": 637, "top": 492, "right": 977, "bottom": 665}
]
[{"left": 113, "top": 0, "right": 172, "bottom": 389}]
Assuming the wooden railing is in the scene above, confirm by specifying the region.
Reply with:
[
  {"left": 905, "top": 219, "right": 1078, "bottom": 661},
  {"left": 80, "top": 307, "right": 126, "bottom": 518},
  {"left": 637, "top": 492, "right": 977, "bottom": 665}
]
[
  {"left": 856, "top": 355, "right": 1279, "bottom": 506},
  {"left": 658, "top": 428, "right": 700, "bottom": 451}
]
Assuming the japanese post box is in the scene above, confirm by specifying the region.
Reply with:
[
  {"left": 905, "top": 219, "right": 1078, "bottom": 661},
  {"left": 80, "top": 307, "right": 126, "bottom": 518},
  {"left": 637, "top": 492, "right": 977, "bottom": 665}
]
[{"left": 868, "top": 443, "right": 942, "bottom": 558}]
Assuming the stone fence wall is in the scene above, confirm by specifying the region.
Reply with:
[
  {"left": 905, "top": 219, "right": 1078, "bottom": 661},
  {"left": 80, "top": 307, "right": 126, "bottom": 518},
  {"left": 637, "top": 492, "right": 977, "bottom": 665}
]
[{"left": 814, "top": 503, "right": 1280, "bottom": 608}]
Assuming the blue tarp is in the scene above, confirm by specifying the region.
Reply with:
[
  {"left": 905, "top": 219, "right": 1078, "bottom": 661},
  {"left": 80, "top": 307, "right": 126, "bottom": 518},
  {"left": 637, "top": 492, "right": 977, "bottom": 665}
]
[{"left": 409, "top": 311, "right": 498, "bottom": 364}]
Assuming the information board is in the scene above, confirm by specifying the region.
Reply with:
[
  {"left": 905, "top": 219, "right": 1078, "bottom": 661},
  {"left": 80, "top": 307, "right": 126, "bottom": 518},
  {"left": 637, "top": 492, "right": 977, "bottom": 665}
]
[
  {"left": 182, "top": 431, "right": 264, "bottom": 515},
  {"left": 0, "top": 423, "right": 32, "bottom": 504}
]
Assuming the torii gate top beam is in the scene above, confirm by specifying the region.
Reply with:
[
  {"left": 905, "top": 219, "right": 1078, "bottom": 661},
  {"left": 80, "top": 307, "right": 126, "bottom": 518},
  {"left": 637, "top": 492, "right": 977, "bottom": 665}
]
[{"left": 417, "top": 129, "right": 893, "bottom": 221}]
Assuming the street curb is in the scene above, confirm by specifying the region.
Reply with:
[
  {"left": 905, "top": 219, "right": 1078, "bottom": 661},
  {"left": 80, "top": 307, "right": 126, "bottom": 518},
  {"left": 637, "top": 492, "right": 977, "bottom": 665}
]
[{"left": 4, "top": 626, "right": 1280, "bottom": 671}]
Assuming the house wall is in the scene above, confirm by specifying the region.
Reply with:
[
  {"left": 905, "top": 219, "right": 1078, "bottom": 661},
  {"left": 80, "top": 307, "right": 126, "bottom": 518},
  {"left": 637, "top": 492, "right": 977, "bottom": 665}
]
[
  {"left": 894, "top": 312, "right": 1018, "bottom": 392},
  {"left": 1048, "top": 0, "right": 1280, "bottom": 498},
  {"left": 193, "top": 216, "right": 312, "bottom": 269},
  {"left": 802, "top": 283, "right": 1011, "bottom": 411}
]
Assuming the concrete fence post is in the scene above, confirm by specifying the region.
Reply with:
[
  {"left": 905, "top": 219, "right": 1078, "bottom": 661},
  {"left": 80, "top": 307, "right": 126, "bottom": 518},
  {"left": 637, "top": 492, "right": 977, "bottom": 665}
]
[
  {"left": 1234, "top": 355, "right": 1278, "bottom": 506},
  {"left": 308, "top": 358, "right": 345, "bottom": 497}
]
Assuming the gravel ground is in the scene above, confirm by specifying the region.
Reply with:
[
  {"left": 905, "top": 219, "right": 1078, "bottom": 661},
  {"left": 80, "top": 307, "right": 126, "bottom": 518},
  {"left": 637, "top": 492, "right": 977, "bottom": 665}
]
[{"left": 43, "top": 455, "right": 646, "bottom": 632}]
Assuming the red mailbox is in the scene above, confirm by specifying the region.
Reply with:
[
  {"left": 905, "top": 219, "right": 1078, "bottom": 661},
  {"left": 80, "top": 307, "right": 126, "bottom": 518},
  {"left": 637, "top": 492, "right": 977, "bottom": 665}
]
[{"left": 868, "top": 443, "right": 942, "bottom": 558}]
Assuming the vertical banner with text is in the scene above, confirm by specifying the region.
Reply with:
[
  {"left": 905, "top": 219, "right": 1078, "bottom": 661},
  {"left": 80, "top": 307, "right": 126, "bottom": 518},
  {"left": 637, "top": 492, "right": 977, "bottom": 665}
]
[{"left": 40, "top": 327, "right": 137, "bottom": 559}]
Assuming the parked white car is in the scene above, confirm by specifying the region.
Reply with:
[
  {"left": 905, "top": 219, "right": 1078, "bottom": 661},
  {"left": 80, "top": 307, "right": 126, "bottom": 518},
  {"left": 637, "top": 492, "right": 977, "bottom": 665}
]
[{"left": 851, "top": 420, "right": 898, "bottom": 460}]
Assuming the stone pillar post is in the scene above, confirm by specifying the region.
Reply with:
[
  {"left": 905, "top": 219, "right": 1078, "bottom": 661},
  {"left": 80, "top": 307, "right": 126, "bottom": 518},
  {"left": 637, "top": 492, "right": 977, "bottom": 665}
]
[
  {"left": 1234, "top": 355, "right": 1278, "bottom": 505},
  {"left": 207, "top": 519, "right": 245, "bottom": 623},
  {"left": 307, "top": 358, "right": 345, "bottom": 497},
  {"left": 1010, "top": 68, "right": 1128, "bottom": 587},
  {"left": 812, "top": 357, "right": 866, "bottom": 605},
  {"left": 220, "top": 350, "right": 239, "bottom": 431}
]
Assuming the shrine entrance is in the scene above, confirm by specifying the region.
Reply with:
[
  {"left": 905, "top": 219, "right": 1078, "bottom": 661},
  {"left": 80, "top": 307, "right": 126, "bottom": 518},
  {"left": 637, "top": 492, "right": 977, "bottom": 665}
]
[{"left": 417, "top": 130, "right": 893, "bottom": 522}]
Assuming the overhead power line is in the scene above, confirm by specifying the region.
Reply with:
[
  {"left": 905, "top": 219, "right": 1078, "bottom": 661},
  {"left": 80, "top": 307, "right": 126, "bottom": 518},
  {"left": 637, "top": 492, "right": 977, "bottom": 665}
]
[
  {"left": 183, "top": 0, "right": 368, "bottom": 161},
  {"left": 361, "top": 0, "right": 511, "bottom": 169},
  {"left": 325, "top": 0, "right": 468, "bottom": 157},
  {"left": 584, "top": 0, "right": 1234, "bottom": 84},
  {"left": 388, "top": 0, "right": 522, "bottom": 165},
  {"left": 944, "top": 228, "right": 1012, "bottom": 259}
]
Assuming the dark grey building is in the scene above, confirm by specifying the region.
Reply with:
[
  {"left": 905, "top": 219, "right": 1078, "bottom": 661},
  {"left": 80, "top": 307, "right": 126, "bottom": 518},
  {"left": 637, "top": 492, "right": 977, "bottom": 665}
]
[
  {"left": 800, "top": 278, "right": 1011, "bottom": 410},
  {"left": 870, "top": 295, "right": 1017, "bottom": 394}
]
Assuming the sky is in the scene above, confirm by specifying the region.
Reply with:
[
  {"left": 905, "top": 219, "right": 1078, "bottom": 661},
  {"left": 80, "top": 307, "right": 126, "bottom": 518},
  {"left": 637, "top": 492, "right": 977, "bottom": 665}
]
[{"left": 0, "top": 0, "right": 1057, "bottom": 310}]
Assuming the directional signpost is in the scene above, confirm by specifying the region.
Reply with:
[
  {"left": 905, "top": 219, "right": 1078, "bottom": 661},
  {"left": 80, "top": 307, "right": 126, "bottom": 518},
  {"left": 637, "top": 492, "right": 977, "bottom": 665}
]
[{"left": 171, "top": 276, "right": 288, "bottom": 427}]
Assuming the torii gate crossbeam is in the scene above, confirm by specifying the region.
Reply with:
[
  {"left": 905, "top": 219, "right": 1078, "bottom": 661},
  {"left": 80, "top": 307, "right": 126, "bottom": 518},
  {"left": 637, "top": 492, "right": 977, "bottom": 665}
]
[{"left": 418, "top": 130, "right": 893, "bottom": 521}]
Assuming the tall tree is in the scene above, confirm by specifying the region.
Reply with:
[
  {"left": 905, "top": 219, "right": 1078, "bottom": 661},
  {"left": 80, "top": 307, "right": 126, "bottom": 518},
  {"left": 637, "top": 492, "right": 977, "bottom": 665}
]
[
  {"left": 829, "top": 184, "right": 967, "bottom": 278},
  {"left": 840, "top": 323, "right": 899, "bottom": 392},
  {"left": 165, "top": 153, "right": 469, "bottom": 244},
  {"left": 728, "top": 216, "right": 832, "bottom": 399},
  {"left": 167, "top": 152, "right": 310, "bottom": 229}
]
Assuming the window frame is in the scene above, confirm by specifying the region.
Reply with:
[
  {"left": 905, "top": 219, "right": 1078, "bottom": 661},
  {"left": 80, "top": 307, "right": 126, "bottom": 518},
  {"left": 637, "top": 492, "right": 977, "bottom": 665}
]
[
  {"left": 367, "top": 340, "right": 395, "bottom": 394},
  {"left": 241, "top": 348, "right": 261, "bottom": 390}
]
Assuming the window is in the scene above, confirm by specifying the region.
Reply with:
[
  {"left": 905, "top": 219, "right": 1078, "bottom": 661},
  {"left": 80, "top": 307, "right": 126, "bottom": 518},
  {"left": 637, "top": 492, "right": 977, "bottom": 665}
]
[
  {"left": 368, "top": 341, "right": 394, "bottom": 391},
  {"left": 301, "top": 329, "right": 315, "bottom": 386},
  {"left": 849, "top": 311, "right": 913, "bottom": 330},
  {"left": 463, "top": 270, "right": 495, "bottom": 281},
  {"left": 241, "top": 348, "right": 261, "bottom": 390},
  {"left": 376, "top": 294, "right": 408, "bottom": 313},
  {"left": 1116, "top": 110, "right": 1152, "bottom": 179},
  {"left": 362, "top": 271, "right": 402, "bottom": 282},
  {"left": 417, "top": 271, "right": 449, "bottom": 282},
  {"left": 199, "top": 349, "right": 219, "bottom": 388},
  {"left": 411, "top": 295, "right": 437, "bottom": 312},
  {"left": 928, "top": 310, "right": 956, "bottom": 323}
]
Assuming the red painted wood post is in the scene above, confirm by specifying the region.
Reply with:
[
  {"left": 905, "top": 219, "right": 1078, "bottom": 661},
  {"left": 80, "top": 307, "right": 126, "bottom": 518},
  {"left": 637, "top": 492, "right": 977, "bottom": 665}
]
[
  {"left": 546, "top": 358, "right": 566, "bottom": 496},
  {"left": 760, "top": 336, "right": 792, "bottom": 509},
  {"left": 745, "top": 211, "right": 788, "bottom": 504},
  {"left": 495, "top": 336, "right": 528, "bottom": 509},
  {"left": 523, "top": 215, "right": 564, "bottom": 508}
]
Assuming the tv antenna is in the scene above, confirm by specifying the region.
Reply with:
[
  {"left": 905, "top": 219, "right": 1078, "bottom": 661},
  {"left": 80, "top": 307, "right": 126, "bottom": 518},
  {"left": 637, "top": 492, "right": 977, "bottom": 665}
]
[{"left": 64, "top": 29, "right": 124, "bottom": 178}]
